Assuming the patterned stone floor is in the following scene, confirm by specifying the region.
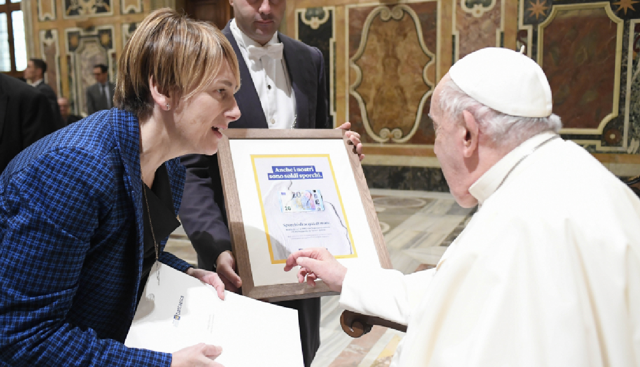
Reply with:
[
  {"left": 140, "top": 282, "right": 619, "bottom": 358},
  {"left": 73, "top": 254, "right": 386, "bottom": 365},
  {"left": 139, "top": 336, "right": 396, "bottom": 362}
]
[{"left": 165, "top": 188, "right": 475, "bottom": 366}]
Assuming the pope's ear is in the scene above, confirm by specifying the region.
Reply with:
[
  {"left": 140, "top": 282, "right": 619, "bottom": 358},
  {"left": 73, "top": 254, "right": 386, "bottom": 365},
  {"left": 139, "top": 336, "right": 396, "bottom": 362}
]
[{"left": 461, "top": 110, "right": 479, "bottom": 158}]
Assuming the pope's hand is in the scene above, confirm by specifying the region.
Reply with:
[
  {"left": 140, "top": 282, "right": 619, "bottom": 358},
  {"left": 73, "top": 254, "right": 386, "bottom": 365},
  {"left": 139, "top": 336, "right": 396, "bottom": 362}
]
[
  {"left": 171, "top": 343, "right": 223, "bottom": 367},
  {"left": 186, "top": 268, "right": 226, "bottom": 300},
  {"left": 337, "top": 122, "right": 364, "bottom": 162},
  {"left": 216, "top": 250, "right": 242, "bottom": 292},
  {"left": 284, "top": 248, "right": 347, "bottom": 292}
]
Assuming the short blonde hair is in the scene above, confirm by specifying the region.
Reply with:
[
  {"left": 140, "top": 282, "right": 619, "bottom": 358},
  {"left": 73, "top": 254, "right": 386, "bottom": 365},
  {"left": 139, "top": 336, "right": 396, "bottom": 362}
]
[{"left": 114, "top": 8, "right": 240, "bottom": 119}]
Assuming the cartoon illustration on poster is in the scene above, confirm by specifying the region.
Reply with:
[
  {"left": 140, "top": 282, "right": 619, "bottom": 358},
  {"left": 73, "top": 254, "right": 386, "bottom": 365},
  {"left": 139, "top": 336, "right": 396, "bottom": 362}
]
[{"left": 251, "top": 154, "right": 357, "bottom": 264}]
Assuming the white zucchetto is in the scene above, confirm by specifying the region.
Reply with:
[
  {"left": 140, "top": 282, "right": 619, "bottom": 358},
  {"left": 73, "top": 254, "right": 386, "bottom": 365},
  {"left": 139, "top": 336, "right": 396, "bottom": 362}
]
[{"left": 449, "top": 47, "right": 553, "bottom": 118}]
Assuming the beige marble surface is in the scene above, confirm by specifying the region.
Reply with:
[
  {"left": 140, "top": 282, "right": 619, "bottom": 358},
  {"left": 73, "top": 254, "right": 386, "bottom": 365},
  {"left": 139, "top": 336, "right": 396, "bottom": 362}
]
[{"left": 165, "top": 188, "right": 474, "bottom": 366}]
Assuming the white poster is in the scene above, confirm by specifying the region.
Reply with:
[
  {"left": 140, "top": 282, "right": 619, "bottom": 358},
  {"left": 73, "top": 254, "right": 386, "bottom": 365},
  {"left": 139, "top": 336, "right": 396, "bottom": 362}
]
[
  {"left": 251, "top": 154, "right": 357, "bottom": 263},
  {"left": 229, "top": 139, "right": 381, "bottom": 287}
]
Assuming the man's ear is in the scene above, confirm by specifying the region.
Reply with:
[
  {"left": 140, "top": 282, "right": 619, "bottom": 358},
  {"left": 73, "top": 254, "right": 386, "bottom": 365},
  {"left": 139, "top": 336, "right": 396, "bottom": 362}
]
[
  {"left": 461, "top": 110, "right": 479, "bottom": 158},
  {"left": 148, "top": 76, "right": 172, "bottom": 111}
]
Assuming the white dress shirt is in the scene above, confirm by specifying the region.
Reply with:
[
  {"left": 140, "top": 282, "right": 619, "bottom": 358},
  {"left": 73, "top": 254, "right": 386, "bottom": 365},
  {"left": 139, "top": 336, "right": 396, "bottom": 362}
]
[
  {"left": 230, "top": 19, "right": 296, "bottom": 129},
  {"left": 29, "top": 79, "right": 43, "bottom": 87},
  {"left": 340, "top": 132, "right": 640, "bottom": 366}
]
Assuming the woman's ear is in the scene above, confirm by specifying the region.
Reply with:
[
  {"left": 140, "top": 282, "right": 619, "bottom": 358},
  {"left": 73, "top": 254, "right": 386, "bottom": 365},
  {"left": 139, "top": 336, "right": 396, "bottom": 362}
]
[
  {"left": 148, "top": 76, "right": 172, "bottom": 111},
  {"left": 461, "top": 110, "right": 479, "bottom": 158}
]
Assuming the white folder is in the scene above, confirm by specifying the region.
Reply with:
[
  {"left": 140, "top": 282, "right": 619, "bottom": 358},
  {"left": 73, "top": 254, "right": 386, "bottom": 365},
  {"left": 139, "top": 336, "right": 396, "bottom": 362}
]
[{"left": 125, "top": 263, "right": 304, "bottom": 366}]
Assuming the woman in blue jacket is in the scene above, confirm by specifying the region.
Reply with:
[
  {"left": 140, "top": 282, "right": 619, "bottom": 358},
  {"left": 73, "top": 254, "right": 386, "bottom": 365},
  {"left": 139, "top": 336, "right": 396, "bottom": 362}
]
[{"left": 0, "top": 8, "right": 240, "bottom": 366}]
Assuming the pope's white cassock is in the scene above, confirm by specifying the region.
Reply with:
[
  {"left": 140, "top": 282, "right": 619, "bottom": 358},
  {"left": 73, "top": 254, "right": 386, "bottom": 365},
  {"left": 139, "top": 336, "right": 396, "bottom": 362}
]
[{"left": 340, "top": 131, "right": 640, "bottom": 366}]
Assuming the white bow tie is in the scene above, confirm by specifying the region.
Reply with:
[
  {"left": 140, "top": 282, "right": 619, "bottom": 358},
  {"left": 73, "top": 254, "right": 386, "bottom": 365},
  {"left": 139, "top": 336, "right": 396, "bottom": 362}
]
[{"left": 246, "top": 43, "right": 284, "bottom": 61}]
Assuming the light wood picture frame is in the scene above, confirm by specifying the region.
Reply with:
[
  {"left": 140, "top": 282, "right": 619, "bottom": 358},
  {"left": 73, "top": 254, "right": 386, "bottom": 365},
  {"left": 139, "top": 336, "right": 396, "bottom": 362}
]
[{"left": 218, "top": 129, "right": 392, "bottom": 302}]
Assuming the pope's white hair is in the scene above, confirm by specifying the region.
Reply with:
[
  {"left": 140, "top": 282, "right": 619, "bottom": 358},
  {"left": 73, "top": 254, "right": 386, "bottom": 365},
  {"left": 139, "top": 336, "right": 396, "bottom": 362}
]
[{"left": 438, "top": 77, "right": 562, "bottom": 148}]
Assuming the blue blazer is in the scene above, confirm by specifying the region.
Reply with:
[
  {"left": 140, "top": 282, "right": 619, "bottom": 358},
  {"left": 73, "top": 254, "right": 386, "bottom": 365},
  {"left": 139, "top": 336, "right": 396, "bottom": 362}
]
[{"left": 0, "top": 109, "right": 189, "bottom": 366}]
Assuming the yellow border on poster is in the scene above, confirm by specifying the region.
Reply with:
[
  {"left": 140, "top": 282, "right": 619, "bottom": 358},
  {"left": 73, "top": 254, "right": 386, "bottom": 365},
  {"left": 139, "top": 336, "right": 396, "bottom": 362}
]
[{"left": 251, "top": 154, "right": 358, "bottom": 264}]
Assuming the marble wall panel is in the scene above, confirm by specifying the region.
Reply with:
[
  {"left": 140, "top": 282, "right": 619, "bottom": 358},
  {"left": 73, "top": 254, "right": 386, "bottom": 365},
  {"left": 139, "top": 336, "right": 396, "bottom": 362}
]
[
  {"left": 455, "top": 0, "right": 502, "bottom": 59},
  {"left": 64, "top": 0, "right": 113, "bottom": 18},
  {"left": 540, "top": 6, "right": 620, "bottom": 130},
  {"left": 293, "top": 0, "right": 639, "bottom": 187},
  {"left": 348, "top": 2, "right": 438, "bottom": 145},
  {"left": 623, "top": 20, "right": 640, "bottom": 153},
  {"left": 363, "top": 165, "right": 450, "bottom": 192},
  {"left": 520, "top": 0, "right": 640, "bottom": 155},
  {"left": 37, "top": 0, "right": 56, "bottom": 21},
  {"left": 40, "top": 30, "right": 60, "bottom": 98},
  {"left": 66, "top": 26, "right": 115, "bottom": 115},
  {"left": 297, "top": 7, "right": 336, "bottom": 127}
]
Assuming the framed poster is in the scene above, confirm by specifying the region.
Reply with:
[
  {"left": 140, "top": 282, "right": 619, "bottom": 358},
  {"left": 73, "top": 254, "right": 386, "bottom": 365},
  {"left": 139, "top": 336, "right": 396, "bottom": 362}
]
[{"left": 218, "top": 129, "right": 391, "bottom": 301}]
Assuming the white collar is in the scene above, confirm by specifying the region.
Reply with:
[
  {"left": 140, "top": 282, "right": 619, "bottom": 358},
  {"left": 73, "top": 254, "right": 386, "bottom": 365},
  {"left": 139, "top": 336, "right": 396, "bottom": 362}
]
[
  {"left": 230, "top": 18, "right": 280, "bottom": 51},
  {"left": 29, "top": 79, "right": 43, "bottom": 87},
  {"left": 469, "top": 131, "right": 559, "bottom": 205}
]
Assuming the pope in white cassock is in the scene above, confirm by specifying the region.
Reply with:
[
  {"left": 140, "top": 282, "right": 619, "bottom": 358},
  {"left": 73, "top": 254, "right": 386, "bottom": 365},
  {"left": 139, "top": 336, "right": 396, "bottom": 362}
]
[{"left": 285, "top": 47, "right": 640, "bottom": 366}]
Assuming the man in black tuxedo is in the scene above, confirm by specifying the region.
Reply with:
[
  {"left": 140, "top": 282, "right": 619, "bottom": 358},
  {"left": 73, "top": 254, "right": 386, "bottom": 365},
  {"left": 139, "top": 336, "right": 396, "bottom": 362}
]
[
  {"left": 180, "top": 1, "right": 362, "bottom": 365},
  {"left": 0, "top": 74, "right": 57, "bottom": 173},
  {"left": 24, "top": 58, "right": 64, "bottom": 130}
]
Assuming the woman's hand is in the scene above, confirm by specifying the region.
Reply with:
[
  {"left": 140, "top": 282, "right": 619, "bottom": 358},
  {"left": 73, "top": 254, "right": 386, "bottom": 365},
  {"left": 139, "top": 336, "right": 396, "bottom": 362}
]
[
  {"left": 186, "top": 268, "right": 226, "bottom": 300},
  {"left": 171, "top": 343, "right": 223, "bottom": 367}
]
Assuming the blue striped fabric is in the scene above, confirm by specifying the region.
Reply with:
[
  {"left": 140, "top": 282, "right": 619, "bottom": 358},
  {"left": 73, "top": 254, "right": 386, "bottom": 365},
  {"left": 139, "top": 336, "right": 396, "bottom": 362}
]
[{"left": 0, "top": 108, "right": 190, "bottom": 366}]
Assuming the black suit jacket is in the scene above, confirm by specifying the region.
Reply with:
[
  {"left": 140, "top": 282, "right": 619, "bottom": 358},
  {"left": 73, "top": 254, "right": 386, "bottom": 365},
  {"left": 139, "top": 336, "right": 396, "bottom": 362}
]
[
  {"left": 64, "top": 114, "right": 83, "bottom": 125},
  {"left": 179, "top": 22, "right": 329, "bottom": 367},
  {"left": 35, "top": 81, "right": 65, "bottom": 130},
  {"left": 86, "top": 82, "right": 116, "bottom": 115},
  {"left": 0, "top": 75, "right": 57, "bottom": 173}
]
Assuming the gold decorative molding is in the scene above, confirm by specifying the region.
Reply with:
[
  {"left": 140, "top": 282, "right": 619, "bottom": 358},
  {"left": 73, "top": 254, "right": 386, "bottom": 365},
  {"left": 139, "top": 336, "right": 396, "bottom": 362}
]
[
  {"left": 460, "top": 0, "right": 497, "bottom": 18},
  {"left": 298, "top": 7, "right": 331, "bottom": 30},
  {"left": 63, "top": 0, "right": 114, "bottom": 19},
  {"left": 537, "top": 2, "right": 623, "bottom": 138},
  {"left": 39, "top": 29, "right": 60, "bottom": 95},
  {"left": 349, "top": 4, "right": 435, "bottom": 143},
  {"left": 121, "top": 0, "right": 143, "bottom": 14},
  {"left": 37, "top": 0, "right": 56, "bottom": 21}
]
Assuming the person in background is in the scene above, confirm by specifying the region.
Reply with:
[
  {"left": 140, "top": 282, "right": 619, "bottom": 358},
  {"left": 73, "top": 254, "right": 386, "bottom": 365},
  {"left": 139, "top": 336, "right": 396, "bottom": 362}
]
[
  {"left": 0, "top": 73, "right": 57, "bottom": 173},
  {"left": 86, "top": 63, "right": 116, "bottom": 115},
  {"left": 1, "top": 8, "right": 241, "bottom": 366},
  {"left": 58, "top": 97, "right": 82, "bottom": 125},
  {"left": 285, "top": 47, "right": 640, "bottom": 367},
  {"left": 179, "top": 1, "right": 363, "bottom": 365},
  {"left": 24, "top": 58, "right": 64, "bottom": 129}
]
